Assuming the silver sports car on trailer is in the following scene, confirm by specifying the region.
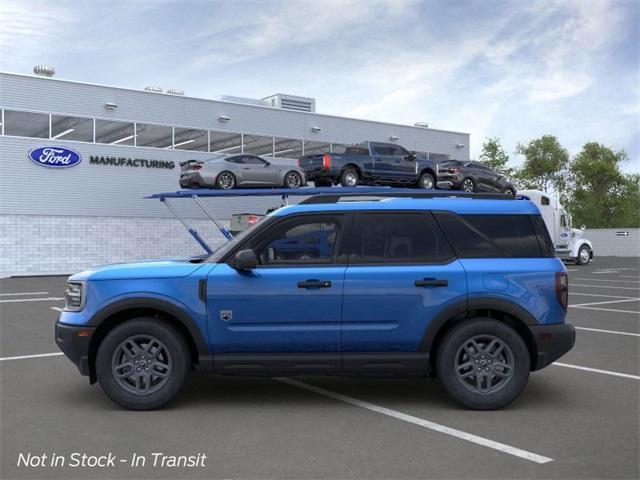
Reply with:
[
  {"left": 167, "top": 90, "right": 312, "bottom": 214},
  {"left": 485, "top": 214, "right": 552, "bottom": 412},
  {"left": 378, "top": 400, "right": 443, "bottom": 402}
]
[{"left": 179, "top": 154, "right": 306, "bottom": 189}]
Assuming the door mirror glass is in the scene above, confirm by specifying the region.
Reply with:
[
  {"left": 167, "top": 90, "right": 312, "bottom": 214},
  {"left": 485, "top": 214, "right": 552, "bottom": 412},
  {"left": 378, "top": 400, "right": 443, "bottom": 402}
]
[
  {"left": 233, "top": 249, "right": 258, "bottom": 270},
  {"left": 407, "top": 151, "right": 417, "bottom": 161}
]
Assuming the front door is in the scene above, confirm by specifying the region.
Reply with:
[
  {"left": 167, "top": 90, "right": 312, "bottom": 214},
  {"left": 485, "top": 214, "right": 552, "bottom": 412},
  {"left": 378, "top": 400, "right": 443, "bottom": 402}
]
[
  {"left": 341, "top": 212, "right": 467, "bottom": 359},
  {"left": 239, "top": 155, "right": 277, "bottom": 185},
  {"left": 207, "top": 214, "right": 346, "bottom": 355}
]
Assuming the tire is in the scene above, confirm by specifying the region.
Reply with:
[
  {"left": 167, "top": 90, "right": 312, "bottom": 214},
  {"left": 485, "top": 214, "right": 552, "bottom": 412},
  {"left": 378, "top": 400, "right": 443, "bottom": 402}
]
[
  {"left": 340, "top": 168, "right": 359, "bottom": 187},
  {"left": 418, "top": 172, "right": 435, "bottom": 190},
  {"left": 576, "top": 245, "right": 591, "bottom": 265},
  {"left": 284, "top": 171, "right": 303, "bottom": 189},
  {"left": 462, "top": 177, "right": 475, "bottom": 193},
  {"left": 504, "top": 187, "right": 515, "bottom": 197},
  {"left": 436, "top": 319, "right": 530, "bottom": 410},
  {"left": 96, "top": 318, "right": 191, "bottom": 410},
  {"left": 216, "top": 171, "right": 236, "bottom": 189}
]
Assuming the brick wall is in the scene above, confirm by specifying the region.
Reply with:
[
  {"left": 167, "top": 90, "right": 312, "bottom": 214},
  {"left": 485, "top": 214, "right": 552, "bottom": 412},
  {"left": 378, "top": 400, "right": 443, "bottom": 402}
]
[{"left": 0, "top": 215, "right": 229, "bottom": 278}]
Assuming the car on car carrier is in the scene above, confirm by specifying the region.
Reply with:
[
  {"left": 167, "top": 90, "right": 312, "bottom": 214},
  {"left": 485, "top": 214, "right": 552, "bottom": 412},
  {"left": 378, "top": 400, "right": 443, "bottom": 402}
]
[{"left": 55, "top": 189, "right": 575, "bottom": 410}]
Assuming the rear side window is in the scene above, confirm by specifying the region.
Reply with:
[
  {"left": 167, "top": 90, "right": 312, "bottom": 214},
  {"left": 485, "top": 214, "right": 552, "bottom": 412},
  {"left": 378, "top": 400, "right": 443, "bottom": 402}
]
[
  {"left": 345, "top": 147, "right": 369, "bottom": 156},
  {"left": 435, "top": 213, "right": 545, "bottom": 258},
  {"left": 530, "top": 215, "right": 555, "bottom": 257},
  {"left": 350, "top": 212, "right": 454, "bottom": 264}
]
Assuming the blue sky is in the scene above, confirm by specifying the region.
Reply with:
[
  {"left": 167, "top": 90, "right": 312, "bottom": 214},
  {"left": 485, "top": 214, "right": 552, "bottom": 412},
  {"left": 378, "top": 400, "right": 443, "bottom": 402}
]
[{"left": 1, "top": 0, "right": 638, "bottom": 172}]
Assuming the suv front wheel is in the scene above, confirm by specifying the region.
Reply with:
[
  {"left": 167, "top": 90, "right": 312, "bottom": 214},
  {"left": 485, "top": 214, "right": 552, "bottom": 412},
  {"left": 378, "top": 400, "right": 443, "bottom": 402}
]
[
  {"left": 96, "top": 318, "right": 191, "bottom": 410},
  {"left": 436, "top": 319, "right": 530, "bottom": 410}
]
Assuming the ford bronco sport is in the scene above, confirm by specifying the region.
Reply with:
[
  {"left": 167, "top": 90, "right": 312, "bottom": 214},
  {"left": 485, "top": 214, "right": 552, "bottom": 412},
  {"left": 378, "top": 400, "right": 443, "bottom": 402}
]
[{"left": 56, "top": 191, "right": 575, "bottom": 410}]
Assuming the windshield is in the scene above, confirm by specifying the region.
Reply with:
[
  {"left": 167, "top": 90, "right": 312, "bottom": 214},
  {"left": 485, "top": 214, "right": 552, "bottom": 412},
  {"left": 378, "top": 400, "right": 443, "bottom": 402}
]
[{"left": 207, "top": 215, "right": 277, "bottom": 263}]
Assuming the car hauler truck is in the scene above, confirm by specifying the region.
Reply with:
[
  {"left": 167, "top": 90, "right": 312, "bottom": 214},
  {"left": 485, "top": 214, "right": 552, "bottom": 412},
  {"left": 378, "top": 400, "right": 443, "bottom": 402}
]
[{"left": 519, "top": 190, "right": 593, "bottom": 265}]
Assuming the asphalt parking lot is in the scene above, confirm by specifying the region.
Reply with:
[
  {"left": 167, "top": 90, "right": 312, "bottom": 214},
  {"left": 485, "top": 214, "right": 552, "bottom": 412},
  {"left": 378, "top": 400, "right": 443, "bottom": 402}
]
[{"left": 1, "top": 256, "right": 638, "bottom": 479}]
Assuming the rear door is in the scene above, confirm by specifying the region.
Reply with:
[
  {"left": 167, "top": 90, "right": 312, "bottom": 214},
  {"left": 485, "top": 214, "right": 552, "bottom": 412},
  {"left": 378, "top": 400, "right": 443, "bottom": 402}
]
[
  {"left": 371, "top": 143, "right": 396, "bottom": 179},
  {"left": 341, "top": 212, "right": 467, "bottom": 361}
]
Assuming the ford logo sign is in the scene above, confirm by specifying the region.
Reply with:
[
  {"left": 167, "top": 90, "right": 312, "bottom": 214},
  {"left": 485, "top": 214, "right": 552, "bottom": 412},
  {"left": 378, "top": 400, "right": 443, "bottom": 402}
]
[{"left": 28, "top": 146, "right": 82, "bottom": 168}]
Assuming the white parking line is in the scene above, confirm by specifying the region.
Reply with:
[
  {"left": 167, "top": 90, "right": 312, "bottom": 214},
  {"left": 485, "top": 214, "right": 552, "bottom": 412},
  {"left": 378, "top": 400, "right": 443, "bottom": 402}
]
[
  {"left": 50, "top": 307, "right": 63, "bottom": 312},
  {"left": 593, "top": 271, "right": 619, "bottom": 274},
  {"left": 570, "top": 292, "right": 637, "bottom": 299},
  {"left": 553, "top": 363, "right": 640, "bottom": 380},
  {"left": 574, "top": 278, "right": 640, "bottom": 284},
  {"left": 570, "top": 298, "right": 640, "bottom": 307},
  {"left": 0, "top": 297, "right": 64, "bottom": 304},
  {"left": 570, "top": 283, "right": 640, "bottom": 291},
  {"left": 0, "top": 291, "right": 49, "bottom": 296},
  {"left": 277, "top": 377, "right": 553, "bottom": 464},
  {"left": 575, "top": 327, "right": 640, "bottom": 337},
  {"left": 620, "top": 275, "right": 640, "bottom": 279},
  {"left": 0, "top": 352, "right": 64, "bottom": 362},
  {"left": 570, "top": 305, "right": 640, "bottom": 314}
]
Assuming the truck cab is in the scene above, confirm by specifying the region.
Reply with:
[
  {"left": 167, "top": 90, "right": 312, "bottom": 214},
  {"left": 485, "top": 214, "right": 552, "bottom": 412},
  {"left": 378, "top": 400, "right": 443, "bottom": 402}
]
[{"left": 519, "top": 190, "right": 593, "bottom": 265}]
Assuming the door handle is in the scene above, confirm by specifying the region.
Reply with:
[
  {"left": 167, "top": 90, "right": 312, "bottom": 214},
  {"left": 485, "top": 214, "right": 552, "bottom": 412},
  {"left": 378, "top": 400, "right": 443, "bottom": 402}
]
[
  {"left": 415, "top": 278, "right": 448, "bottom": 287},
  {"left": 298, "top": 279, "right": 332, "bottom": 289}
]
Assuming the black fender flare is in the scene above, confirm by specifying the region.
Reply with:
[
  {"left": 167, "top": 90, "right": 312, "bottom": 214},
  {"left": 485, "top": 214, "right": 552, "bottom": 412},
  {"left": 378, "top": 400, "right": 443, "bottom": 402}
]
[
  {"left": 87, "top": 297, "right": 211, "bottom": 369},
  {"left": 419, "top": 296, "right": 538, "bottom": 352}
]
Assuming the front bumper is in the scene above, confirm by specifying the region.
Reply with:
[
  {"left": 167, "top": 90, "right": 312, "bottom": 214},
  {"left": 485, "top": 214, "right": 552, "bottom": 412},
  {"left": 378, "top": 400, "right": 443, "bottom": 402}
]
[
  {"left": 530, "top": 322, "right": 575, "bottom": 370},
  {"left": 55, "top": 319, "right": 95, "bottom": 376}
]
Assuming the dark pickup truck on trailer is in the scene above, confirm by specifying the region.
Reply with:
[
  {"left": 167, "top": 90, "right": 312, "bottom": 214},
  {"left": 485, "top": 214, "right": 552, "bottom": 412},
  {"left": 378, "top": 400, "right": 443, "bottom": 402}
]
[{"left": 298, "top": 142, "right": 439, "bottom": 189}]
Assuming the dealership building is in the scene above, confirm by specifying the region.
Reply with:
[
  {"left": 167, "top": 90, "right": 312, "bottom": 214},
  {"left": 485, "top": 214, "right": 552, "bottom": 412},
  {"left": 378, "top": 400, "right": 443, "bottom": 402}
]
[{"left": 0, "top": 69, "right": 470, "bottom": 277}]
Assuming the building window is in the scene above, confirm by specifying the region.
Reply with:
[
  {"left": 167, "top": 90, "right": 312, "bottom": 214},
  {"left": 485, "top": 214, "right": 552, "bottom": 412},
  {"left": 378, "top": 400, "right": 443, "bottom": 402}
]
[
  {"left": 135, "top": 123, "right": 173, "bottom": 148},
  {"left": 429, "top": 153, "right": 450, "bottom": 163},
  {"left": 3, "top": 110, "right": 49, "bottom": 138},
  {"left": 95, "top": 119, "right": 135, "bottom": 145},
  {"left": 173, "top": 127, "right": 208, "bottom": 151},
  {"left": 303, "top": 141, "right": 331, "bottom": 156},
  {"left": 210, "top": 131, "right": 243, "bottom": 154},
  {"left": 243, "top": 134, "right": 274, "bottom": 156},
  {"left": 273, "top": 137, "right": 303, "bottom": 159},
  {"left": 51, "top": 114, "right": 93, "bottom": 142}
]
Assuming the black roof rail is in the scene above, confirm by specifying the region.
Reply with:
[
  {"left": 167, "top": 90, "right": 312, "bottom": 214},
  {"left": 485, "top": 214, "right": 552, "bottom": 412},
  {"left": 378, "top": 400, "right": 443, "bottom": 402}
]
[{"left": 299, "top": 191, "right": 514, "bottom": 205}]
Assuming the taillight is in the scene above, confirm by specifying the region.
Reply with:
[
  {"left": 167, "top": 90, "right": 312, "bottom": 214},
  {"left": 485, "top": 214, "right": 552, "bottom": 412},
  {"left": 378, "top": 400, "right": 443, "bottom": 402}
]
[
  {"left": 322, "top": 154, "right": 332, "bottom": 171},
  {"left": 297, "top": 159, "right": 301, "bottom": 167},
  {"left": 192, "top": 165, "right": 202, "bottom": 170},
  {"left": 247, "top": 215, "right": 259, "bottom": 226},
  {"left": 556, "top": 272, "right": 568, "bottom": 310},
  {"left": 448, "top": 167, "right": 459, "bottom": 173}
]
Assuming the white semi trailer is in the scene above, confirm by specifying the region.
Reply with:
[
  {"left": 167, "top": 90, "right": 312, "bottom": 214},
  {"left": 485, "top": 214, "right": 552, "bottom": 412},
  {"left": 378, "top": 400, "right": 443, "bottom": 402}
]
[{"left": 519, "top": 190, "right": 593, "bottom": 265}]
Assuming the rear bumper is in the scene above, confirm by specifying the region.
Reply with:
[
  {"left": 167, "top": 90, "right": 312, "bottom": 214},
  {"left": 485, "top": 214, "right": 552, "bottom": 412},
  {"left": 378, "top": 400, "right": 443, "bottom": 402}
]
[
  {"left": 179, "top": 172, "right": 208, "bottom": 188},
  {"left": 530, "top": 322, "right": 576, "bottom": 371},
  {"left": 55, "top": 319, "right": 94, "bottom": 376}
]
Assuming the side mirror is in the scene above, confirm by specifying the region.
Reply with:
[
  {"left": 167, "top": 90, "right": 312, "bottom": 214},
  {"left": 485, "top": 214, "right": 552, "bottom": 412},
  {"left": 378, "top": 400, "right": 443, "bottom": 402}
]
[
  {"left": 407, "top": 151, "right": 417, "bottom": 161},
  {"left": 233, "top": 249, "right": 258, "bottom": 270}
]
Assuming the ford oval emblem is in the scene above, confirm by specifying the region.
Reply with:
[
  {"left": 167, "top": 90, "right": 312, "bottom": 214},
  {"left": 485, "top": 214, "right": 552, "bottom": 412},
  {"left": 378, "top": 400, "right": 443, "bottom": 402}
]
[{"left": 28, "top": 146, "right": 82, "bottom": 168}]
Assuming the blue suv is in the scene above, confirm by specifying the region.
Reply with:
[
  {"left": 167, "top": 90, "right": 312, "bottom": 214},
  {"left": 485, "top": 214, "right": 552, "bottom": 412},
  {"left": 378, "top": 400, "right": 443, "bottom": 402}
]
[{"left": 55, "top": 192, "right": 575, "bottom": 410}]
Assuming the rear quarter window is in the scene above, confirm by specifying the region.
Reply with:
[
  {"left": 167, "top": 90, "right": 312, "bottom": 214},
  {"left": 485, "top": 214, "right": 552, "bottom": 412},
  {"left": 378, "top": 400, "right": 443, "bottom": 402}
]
[{"left": 434, "top": 212, "right": 545, "bottom": 258}]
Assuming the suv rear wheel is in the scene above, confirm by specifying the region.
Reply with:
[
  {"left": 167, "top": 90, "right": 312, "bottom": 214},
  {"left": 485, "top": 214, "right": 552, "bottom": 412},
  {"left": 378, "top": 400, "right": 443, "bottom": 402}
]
[
  {"left": 462, "top": 178, "right": 475, "bottom": 192},
  {"left": 436, "top": 319, "right": 529, "bottom": 410},
  {"left": 96, "top": 318, "right": 190, "bottom": 410}
]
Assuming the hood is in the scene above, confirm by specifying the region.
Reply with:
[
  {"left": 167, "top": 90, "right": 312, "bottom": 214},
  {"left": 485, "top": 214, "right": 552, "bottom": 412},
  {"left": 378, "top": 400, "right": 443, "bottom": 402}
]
[
  {"left": 571, "top": 228, "right": 584, "bottom": 239},
  {"left": 69, "top": 259, "right": 208, "bottom": 281}
]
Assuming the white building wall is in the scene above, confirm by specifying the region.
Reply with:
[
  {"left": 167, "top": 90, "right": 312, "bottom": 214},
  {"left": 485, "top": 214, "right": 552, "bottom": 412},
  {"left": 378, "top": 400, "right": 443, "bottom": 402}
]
[
  {"left": 0, "top": 215, "right": 229, "bottom": 278},
  {"left": 583, "top": 229, "right": 640, "bottom": 257}
]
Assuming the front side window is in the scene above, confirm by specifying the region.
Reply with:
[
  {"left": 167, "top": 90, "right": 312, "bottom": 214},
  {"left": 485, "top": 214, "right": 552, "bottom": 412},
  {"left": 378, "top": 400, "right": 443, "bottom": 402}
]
[
  {"left": 350, "top": 212, "right": 453, "bottom": 264},
  {"left": 250, "top": 216, "right": 341, "bottom": 266}
]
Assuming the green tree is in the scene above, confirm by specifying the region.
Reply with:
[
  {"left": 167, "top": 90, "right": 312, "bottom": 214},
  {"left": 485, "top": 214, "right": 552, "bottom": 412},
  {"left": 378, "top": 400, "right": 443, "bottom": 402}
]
[
  {"left": 566, "top": 142, "right": 638, "bottom": 228},
  {"left": 479, "top": 137, "right": 512, "bottom": 176},
  {"left": 515, "top": 135, "right": 569, "bottom": 192}
]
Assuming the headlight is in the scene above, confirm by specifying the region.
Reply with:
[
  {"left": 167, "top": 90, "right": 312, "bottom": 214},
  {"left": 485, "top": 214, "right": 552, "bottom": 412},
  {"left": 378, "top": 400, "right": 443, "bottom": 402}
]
[{"left": 64, "top": 282, "right": 85, "bottom": 311}]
